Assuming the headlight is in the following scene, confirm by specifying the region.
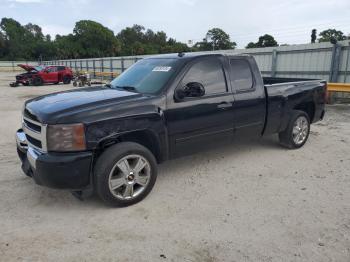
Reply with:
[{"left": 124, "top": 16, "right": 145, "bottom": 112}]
[{"left": 47, "top": 123, "right": 86, "bottom": 152}]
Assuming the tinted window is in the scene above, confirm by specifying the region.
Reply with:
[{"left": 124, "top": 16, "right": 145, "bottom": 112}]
[
  {"left": 182, "top": 58, "right": 227, "bottom": 95},
  {"left": 229, "top": 59, "right": 254, "bottom": 91},
  {"left": 110, "top": 58, "right": 180, "bottom": 94},
  {"left": 46, "top": 67, "right": 57, "bottom": 73},
  {"left": 57, "top": 66, "right": 65, "bottom": 71}
]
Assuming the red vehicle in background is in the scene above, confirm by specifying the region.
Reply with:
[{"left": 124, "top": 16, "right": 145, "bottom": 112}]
[{"left": 11, "top": 65, "right": 73, "bottom": 87}]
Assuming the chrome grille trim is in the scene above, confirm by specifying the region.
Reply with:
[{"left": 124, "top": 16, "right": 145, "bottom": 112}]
[{"left": 22, "top": 116, "right": 47, "bottom": 152}]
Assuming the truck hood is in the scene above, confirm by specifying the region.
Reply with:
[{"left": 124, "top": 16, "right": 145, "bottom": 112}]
[{"left": 25, "top": 86, "right": 145, "bottom": 123}]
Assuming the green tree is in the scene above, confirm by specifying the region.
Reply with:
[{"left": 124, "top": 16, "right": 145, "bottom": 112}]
[
  {"left": 318, "top": 29, "right": 347, "bottom": 43},
  {"left": 117, "top": 24, "right": 189, "bottom": 56},
  {"left": 0, "top": 31, "right": 6, "bottom": 58},
  {"left": 73, "top": 20, "right": 120, "bottom": 58},
  {"left": 54, "top": 34, "right": 81, "bottom": 59},
  {"left": 206, "top": 28, "right": 236, "bottom": 50},
  {"left": 0, "top": 18, "right": 191, "bottom": 60},
  {"left": 246, "top": 42, "right": 257, "bottom": 48},
  {"left": 246, "top": 34, "right": 278, "bottom": 48},
  {"left": 0, "top": 18, "right": 28, "bottom": 59}
]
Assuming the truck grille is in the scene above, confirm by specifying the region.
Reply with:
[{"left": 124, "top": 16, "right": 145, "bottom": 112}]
[{"left": 22, "top": 116, "right": 47, "bottom": 152}]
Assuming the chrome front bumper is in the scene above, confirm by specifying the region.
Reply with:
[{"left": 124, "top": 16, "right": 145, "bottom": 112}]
[{"left": 16, "top": 129, "right": 39, "bottom": 170}]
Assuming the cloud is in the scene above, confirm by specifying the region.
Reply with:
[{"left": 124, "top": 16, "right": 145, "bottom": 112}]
[{"left": 41, "top": 24, "right": 72, "bottom": 37}]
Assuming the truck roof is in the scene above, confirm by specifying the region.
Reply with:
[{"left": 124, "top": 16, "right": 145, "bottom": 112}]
[{"left": 146, "top": 52, "right": 252, "bottom": 60}]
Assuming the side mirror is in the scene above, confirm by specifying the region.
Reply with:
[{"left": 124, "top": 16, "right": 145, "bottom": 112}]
[{"left": 175, "top": 82, "right": 205, "bottom": 101}]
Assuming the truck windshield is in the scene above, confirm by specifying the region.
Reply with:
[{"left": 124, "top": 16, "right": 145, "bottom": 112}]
[{"left": 110, "top": 58, "right": 179, "bottom": 94}]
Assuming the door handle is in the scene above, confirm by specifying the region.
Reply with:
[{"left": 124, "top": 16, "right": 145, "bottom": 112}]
[{"left": 217, "top": 102, "right": 233, "bottom": 109}]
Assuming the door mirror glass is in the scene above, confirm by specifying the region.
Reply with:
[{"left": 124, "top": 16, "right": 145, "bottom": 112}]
[{"left": 175, "top": 82, "right": 205, "bottom": 101}]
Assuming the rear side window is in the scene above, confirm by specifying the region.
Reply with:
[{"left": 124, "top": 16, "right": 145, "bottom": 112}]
[
  {"left": 229, "top": 59, "right": 254, "bottom": 91},
  {"left": 182, "top": 58, "right": 227, "bottom": 95},
  {"left": 57, "top": 66, "right": 66, "bottom": 71}
]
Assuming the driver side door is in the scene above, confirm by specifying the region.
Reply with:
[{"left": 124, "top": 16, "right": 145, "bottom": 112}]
[
  {"left": 165, "top": 57, "right": 235, "bottom": 158},
  {"left": 43, "top": 67, "right": 58, "bottom": 82}
]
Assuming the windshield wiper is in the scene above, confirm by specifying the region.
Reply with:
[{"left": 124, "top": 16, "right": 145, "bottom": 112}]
[
  {"left": 115, "top": 85, "right": 139, "bottom": 93},
  {"left": 104, "top": 83, "right": 113, "bottom": 88}
]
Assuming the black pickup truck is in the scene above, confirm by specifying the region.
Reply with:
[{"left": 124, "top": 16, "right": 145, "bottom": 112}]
[{"left": 16, "top": 53, "right": 326, "bottom": 206}]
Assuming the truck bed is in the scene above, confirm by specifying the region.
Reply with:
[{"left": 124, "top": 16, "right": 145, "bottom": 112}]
[
  {"left": 262, "top": 77, "right": 327, "bottom": 136},
  {"left": 263, "top": 77, "right": 318, "bottom": 85}
]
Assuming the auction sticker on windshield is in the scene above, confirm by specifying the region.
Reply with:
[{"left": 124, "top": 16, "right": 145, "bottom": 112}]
[{"left": 152, "top": 66, "right": 172, "bottom": 72}]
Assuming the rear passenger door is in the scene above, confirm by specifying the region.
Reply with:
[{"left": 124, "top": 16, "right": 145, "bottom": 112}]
[
  {"left": 165, "top": 56, "right": 235, "bottom": 157},
  {"left": 229, "top": 57, "right": 266, "bottom": 138}
]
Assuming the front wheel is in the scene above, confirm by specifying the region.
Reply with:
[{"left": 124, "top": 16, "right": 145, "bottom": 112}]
[
  {"left": 279, "top": 110, "right": 310, "bottom": 149},
  {"left": 94, "top": 142, "right": 157, "bottom": 207},
  {"left": 33, "top": 77, "right": 43, "bottom": 86}
]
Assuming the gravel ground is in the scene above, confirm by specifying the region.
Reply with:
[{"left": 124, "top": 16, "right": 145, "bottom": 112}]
[{"left": 0, "top": 71, "right": 349, "bottom": 262}]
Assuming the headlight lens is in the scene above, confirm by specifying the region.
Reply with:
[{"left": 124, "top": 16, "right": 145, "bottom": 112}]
[{"left": 47, "top": 123, "right": 86, "bottom": 152}]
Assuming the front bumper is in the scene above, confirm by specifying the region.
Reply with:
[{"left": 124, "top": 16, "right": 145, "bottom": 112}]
[
  {"left": 16, "top": 129, "right": 93, "bottom": 190},
  {"left": 16, "top": 78, "right": 30, "bottom": 85}
]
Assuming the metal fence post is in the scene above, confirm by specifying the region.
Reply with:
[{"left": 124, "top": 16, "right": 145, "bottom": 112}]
[
  {"left": 110, "top": 58, "right": 113, "bottom": 80},
  {"left": 121, "top": 58, "right": 125, "bottom": 72},
  {"left": 329, "top": 43, "right": 342, "bottom": 82},
  {"left": 101, "top": 58, "right": 104, "bottom": 82},
  {"left": 86, "top": 60, "right": 89, "bottom": 72},
  {"left": 271, "top": 49, "right": 278, "bottom": 77},
  {"left": 343, "top": 43, "right": 350, "bottom": 83},
  {"left": 80, "top": 60, "right": 83, "bottom": 71},
  {"left": 12, "top": 61, "right": 14, "bottom": 72},
  {"left": 93, "top": 59, "right": 96, "bottom": 78}
]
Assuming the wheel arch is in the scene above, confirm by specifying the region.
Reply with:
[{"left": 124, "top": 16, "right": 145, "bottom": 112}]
[
  {"left": 293, "top": 101, "right": 315, "bottom": 123},
  {"left": 94, "top": 129, "right": 163, "bottom": 164}
]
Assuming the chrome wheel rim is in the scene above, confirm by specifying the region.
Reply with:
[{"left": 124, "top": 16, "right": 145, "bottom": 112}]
[
  {"left": 108, "top": 154, "right": 151, "bottom": 200},
  {"left": 292, "top": 116, "right": 309, "bottom": 145}
]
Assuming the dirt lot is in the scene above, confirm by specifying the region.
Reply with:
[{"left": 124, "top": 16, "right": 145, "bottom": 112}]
[{"left": 0, "top": 71, "right": 349, "bottom": 262}]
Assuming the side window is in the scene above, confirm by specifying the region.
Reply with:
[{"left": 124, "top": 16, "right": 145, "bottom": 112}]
[
  {"left": 46, "top": 67, "right": 57, "bottom": 73},
  {"left": 57, "top": 66, "right": 65, "bottom": 71},
  {"left": 182, "top": 58, "right": 227, "bottom": 96},
  {"left": 229, "top": 59, "right": 254, "bottom": 91}
]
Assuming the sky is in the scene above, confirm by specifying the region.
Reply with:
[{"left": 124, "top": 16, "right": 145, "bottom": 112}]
[{"left": 1, "top": 0, "right": 350, "bottom": 48}]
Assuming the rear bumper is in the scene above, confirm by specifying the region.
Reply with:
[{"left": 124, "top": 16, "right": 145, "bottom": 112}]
[
  {"left": 16, "top": 129, "right": 93, "bottom": 190},
  {"left": 313, "top": 105, "right": 326, "bottom": 123}
]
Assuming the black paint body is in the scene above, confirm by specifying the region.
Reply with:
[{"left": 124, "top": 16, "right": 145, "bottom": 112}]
[{"left": 18, "top": 54, "right": 327, "bottom": 190}]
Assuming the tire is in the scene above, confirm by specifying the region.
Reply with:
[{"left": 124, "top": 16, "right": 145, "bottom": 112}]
[
  {"left": 279, "top": 110, "right": 310, "bottom": 149},
  {"left": 94, "top": 142, "right": 158, "bottom": 207},
  {"left": 54, "top": 82, "right": 59, "bottom": 85},
  {"left": 73, "top": 81, "right": 77, "bottom": 87},
  {"left": 33, "top": 77, "right": 43, "bottom": 86},
  {"left": 63, "top": 75, "right": 71, "bottom": 84},
  {"left": 23, "top": 82, "right": 29, "bottom": 86}
]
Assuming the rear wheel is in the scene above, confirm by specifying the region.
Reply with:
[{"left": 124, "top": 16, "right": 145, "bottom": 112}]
[
  {"left": 279, "top": 110, "right": 310, "bottom": 149},
  {"left": 94, "top": 142, "right": 157, "bottom": 207},
  {"left": 33, "top": 77, "right": 43, "bottom": 86},
  {"left": 63, "top": 75, "right": 71, "bottom": 84}
]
